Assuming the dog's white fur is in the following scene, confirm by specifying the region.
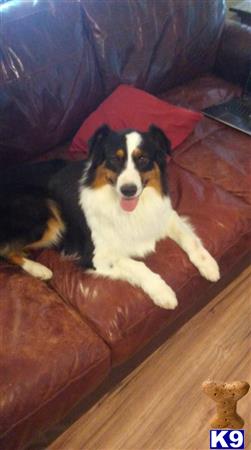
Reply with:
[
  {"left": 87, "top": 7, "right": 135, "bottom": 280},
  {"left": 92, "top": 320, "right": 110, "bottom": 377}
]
[
  {"left": 79, "top": 132, "right": 220, "bottom": 309},
  {"left": 116, "top": 132, "right": 143, "bottom": 197}
]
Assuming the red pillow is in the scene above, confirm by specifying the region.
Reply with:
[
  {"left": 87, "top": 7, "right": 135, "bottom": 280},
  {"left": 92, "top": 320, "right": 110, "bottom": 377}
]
[{"left": 70, "top": 85, "right": 202, "bottom": 155}]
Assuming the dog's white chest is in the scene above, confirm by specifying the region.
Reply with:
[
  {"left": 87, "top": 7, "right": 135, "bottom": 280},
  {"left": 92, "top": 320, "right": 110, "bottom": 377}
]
[{"left": 79, "top": 186, "right": 171, "bottom": 261}]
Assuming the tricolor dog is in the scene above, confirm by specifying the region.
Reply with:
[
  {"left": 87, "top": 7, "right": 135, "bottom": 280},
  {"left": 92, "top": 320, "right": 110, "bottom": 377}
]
[{"left": 0, "top": 125, "right": 220, "bottom": 309}]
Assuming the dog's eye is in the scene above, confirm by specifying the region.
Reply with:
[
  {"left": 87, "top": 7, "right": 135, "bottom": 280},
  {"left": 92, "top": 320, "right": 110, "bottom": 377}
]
[
  {"left": 110, "top": 156, "right": 123, "bottom": 164},
  {"left": 107, "top": 155, "right": 124, "bottom": 169},
  {"left": 137, "top": 155, "right": 149, "bottom": 168}
]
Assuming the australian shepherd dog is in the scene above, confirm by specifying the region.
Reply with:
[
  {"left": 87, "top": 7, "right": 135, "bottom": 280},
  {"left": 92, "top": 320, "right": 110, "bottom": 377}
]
[{"left": 0, "top": 125, "right": 220, "bottom": 309}]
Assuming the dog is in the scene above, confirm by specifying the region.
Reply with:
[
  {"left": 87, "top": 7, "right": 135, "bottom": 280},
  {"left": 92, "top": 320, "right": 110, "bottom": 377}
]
[{"left": 0, "top": 125, "right": 220, "bottom": 309}]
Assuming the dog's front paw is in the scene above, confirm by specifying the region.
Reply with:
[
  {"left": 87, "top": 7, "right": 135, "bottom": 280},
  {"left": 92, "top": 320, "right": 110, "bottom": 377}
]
[
  {"left": 147, "top": 278, "right": 178, "bottom": 310},
  {"left": 192, "top": 250, "right": 220, "bottom": 282}
]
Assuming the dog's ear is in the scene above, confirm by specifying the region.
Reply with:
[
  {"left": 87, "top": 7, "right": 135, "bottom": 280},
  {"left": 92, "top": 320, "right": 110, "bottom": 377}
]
[
  {"left": 88, "top": 124, "right": 111, "bottom": 166},
  {"left": 148, "top": 125, "right": 171, "bottom": 156}
]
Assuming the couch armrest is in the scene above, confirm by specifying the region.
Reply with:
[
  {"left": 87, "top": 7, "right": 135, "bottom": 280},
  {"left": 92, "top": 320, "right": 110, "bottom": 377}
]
[{"left": 214, "top": 20, "right": 251, "bottom": 87}]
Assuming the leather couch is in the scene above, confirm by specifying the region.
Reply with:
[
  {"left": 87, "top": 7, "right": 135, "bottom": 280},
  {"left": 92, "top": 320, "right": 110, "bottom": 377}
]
[{"left": 0, "top": 1, "right": 250, "bottom": 448}]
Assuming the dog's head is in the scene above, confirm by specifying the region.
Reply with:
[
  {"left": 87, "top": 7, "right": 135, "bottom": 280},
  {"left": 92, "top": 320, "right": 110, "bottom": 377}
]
[{"left": 84, "top": 125, "right": 171, "bottom": 212}]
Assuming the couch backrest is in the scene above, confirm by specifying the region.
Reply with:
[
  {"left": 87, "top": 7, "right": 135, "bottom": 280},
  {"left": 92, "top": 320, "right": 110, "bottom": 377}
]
[
  {"left": 0, "top": 1, "right": 104, "bottom": 166},
  {"left": 0, "top": 0, "right": 225, "bottom": 166},
  {"left": 81, "top": 0, "right": 226, "bottom": 95}
]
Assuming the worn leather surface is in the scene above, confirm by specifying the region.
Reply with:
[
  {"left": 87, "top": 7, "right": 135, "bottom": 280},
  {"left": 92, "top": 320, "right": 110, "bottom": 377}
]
[
  {"left": 38, "top": 74, "right": 251, "bottom": 365},
  {"left": 159, "top": 73, "right": 242, "bottom": 110},
  {"left": 0, "top": 268, "right": 110, "bottom": 450},
  {"left": 80, "top": 0, "right": 225, "bottom": 95},
  {"left": 214, "top": 20, "right": 251, "bottom": 86},
  {"left": 0, "top": 0, "right": 225, "bottom": 166},
  {"left": 38, "top": 232, "right": 250, "bottom": 367},
  {"left": 0, "top": 1, "right": 104, "bottom": 166}
]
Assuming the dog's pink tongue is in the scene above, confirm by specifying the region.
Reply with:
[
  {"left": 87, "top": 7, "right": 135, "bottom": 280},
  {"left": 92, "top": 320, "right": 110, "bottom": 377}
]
[{"left": 120, "top": 197, "right": 139, "bottom": 212}]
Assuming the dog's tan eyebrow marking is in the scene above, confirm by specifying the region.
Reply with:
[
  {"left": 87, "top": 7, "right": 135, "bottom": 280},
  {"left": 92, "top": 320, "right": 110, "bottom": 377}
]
[
  {"left": 116, "top": 149, "right": 125, "bottom": 158},
  {"left": 132, "top": 148, "right": 143, "bottom": 158}
]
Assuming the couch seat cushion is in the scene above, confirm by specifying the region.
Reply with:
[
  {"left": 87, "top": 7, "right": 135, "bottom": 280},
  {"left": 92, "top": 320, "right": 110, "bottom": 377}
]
[
  {"left": 37, "top": 73, "right": 250, "bottom": 365},
  {"left": 0, "top": 266, "right": 110, "bottom": 450}
]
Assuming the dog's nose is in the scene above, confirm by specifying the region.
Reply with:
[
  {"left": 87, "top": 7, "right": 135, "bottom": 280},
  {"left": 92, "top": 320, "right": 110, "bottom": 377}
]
[{"left": 120, "top": 183, "right": 137, "bottom": 197}]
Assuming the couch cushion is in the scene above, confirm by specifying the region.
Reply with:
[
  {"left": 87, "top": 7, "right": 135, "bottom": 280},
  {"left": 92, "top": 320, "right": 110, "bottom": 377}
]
[
  {"left": 161, "top": 74, "right": 250, "bottom": 204},
  {"left": 37, "top": 73, "right": 251, "bottom": 365},
  {"left": 0, "top": 266, "right": 110, "bottom": 450}
]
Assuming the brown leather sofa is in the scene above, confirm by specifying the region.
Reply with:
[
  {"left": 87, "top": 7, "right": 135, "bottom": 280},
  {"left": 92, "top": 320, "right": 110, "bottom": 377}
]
[{"left": 0, "top": 1, "right": 250, "bottom": 448}]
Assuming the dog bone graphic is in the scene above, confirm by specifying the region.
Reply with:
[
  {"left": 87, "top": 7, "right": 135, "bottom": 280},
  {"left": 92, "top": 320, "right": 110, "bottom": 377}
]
[{"left": 202, "top": 379, "right": 250, "bottom": 429}]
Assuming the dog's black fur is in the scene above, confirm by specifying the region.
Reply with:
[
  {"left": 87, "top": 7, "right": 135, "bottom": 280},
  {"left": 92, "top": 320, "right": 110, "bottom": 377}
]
[
  {"left": 49, "top": 161, "right": 94, "bottom": 267},
  {"left": 0, "top": 159, "right": 94, "bottom": 267}
]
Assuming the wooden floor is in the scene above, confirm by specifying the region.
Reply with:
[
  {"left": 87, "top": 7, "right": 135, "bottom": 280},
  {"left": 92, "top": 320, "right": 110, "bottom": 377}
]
[{"left": 50, "top": 266, "right": 251, "bottom": 450}]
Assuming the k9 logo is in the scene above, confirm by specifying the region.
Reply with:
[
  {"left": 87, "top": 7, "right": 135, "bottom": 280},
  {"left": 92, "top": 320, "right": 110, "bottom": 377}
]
[{"left": 210, "top": 430, "right": 244, "bottom": 449}]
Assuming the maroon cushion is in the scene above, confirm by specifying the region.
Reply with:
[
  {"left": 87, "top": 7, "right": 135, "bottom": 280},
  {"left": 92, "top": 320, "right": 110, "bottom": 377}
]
[
  {"left": 0, "top": 267, "right": 110, "bottom": 450},
  {"left": 70, "top": 85, "right": 202, "bottom": 155}
]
